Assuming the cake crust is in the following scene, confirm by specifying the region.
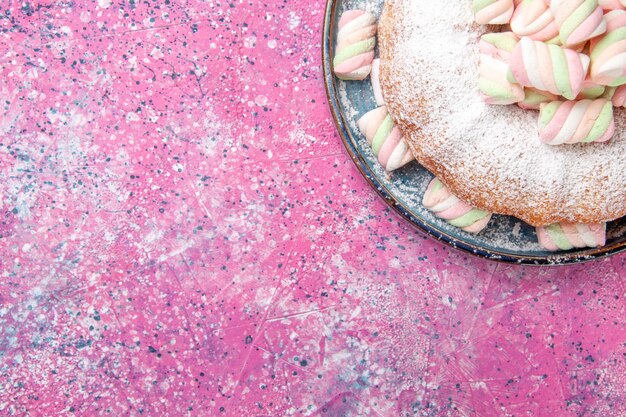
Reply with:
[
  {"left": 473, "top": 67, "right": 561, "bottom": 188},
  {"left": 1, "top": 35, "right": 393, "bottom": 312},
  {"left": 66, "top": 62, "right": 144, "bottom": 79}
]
[{"left": 378, "top": 0, "right": 626, "bottom": 226}]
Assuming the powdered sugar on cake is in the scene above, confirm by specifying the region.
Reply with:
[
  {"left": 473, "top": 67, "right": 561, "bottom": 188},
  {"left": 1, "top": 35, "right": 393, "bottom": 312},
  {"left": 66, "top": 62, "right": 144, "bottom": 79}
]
[{"left": 378, "top": 0, "right": 626, "bottom": 226}]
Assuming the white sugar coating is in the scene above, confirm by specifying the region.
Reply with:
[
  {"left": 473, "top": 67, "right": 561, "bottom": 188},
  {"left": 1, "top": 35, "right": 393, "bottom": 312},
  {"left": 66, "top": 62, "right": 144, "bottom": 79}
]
[{"left": 378, "top": 0, "right": 626, "bottom": 226}]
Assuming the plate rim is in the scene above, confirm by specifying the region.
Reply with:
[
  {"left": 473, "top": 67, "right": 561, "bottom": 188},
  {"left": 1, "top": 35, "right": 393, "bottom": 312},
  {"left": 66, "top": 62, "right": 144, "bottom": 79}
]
[{"left": 321, "top": 0, "right": 626, "bottom": 265}]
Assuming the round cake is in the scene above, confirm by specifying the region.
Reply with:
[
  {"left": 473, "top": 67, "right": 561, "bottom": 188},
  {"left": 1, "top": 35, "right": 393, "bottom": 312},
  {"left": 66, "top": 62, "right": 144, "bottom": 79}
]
[{"left": 378, "top": 0, "right": 626, "bottom": 227}]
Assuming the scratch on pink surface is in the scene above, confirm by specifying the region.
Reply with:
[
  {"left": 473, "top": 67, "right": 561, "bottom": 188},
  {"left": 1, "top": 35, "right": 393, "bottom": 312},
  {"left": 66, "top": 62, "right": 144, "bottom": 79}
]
[{"left": 0, "top": 0, "right": 626, "bottom": 416}]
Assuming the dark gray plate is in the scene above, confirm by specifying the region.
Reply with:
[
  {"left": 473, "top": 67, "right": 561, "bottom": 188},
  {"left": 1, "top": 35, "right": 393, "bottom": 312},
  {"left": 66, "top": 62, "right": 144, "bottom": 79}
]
[{"left": 322, "top": 0, "right": 626, "bottom": 265}]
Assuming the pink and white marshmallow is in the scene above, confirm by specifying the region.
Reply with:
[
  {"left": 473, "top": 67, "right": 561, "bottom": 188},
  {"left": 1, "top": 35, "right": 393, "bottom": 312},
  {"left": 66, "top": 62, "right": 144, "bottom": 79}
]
[
  {"left": 357, "top": 106, "right": 415, "bottom": 172},
  {"left": 509, "top": 36, "right": 590, "bottom": 99},
  {"left": 473, "top": 0, "right": 515, "bottom": 24},
  {"left": 538, "top": 98, "right": 615, "bottom": 144},
  {"left": 589, "top": 10, "right": 626, "bottom": 86},
  {"left": 576, "top": 77, "right": 607, "bottom": 98},
  {"left": 333, "top": 10, "right": 377, "bottom": 81},
  {"left": 422, "top": 178, "right": 493, "bottom": 233},
  {"left": 518, "top": 87, "right": 560, "bottom": 109},
  {"left": 550, "top": 0, "right": 607, "bottom": 47},
  {"left": 511, "top": 0, "right": 560, "bottom": 42},
  {"left": 536, "top": 222, "right": 606, "bottom": 251},
  {"left": 479, "top": 32, "right": 525, "bottom": 104}
]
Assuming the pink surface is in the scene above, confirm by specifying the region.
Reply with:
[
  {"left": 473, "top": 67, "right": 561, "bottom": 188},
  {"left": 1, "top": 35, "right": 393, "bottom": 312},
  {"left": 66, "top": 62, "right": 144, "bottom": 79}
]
[{"left": 1, "top": 1, "right": 625, "bottom": 416}]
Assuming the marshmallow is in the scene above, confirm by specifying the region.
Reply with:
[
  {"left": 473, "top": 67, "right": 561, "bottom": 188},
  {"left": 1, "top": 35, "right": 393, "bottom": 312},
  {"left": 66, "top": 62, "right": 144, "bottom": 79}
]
[
  {"left": 473, "top": 0, "right": 515, "bottom": 24},
  {"left": 422, "top": 178, "right": 492, "bottom": 233},
  {"left": 509, "top": 36, "right": 590, "bottom": 99},
  {"left": 511, "top": 0, "right": 560, "bottom": 42},
  {"left": 538, "top": 98, "right": 615, "bottom": 144},
  {"left": 590, "top": 9, "right": 626, "bottom": 86},
  {"left": 357, "top": 106, "right": 415, "bottom": 171},
  {"left": 577, "top": 77, "right": 607, "bottom": 98},
  {"left": 333, "top": 10, "right": 377, "bottom": 80},
  {"left": 536, "top": 222, "right": 606, "bottom": 250},
  {"left": 518, "top": 87, "right": 560, "bottom": 109},
  {"left": 550, "top": 0, "right": 607, "bottom": 46},
  {"left": 479, "top": 32, "right": 525, "bottom": 104}
]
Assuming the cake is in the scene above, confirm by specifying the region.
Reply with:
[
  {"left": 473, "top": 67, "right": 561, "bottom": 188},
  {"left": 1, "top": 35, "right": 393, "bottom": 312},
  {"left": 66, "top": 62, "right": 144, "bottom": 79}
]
[{"left": 376, "top": 0, "right": 626, "bottom": 227}]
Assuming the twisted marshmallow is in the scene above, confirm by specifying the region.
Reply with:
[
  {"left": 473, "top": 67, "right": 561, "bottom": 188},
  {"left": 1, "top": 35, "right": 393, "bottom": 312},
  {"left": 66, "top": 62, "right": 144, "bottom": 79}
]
[
  {"left": 509, "top": 36, "right": 590, "bottom": 99},
  {"left": 479, "top": 32, "right": 525, "bottom": 104},
  {"left": 357, "top": 106, "right": 415, "bottom": 171},
  {"left": 518, "top": 87, "right": 559, "bottom": 109},
  {"left": 577, "top": 78, "right": 607, "bottom": 98},
  {"left": 333, "top": 10, "right": 377, "bottom": 81},
  {"left": 598, "top": 0, "right": 626, "bottom": 10},
  {"left": 538, "top": 98, "right": 615, "bottom": 144},
  {"left": 473, "top": 0, "right": 515, "bottom": 24},
  {"left": 590, "top": 10, "right": 626, "bottom": 86},
  {"left": 550, "top": 0, "right": 607, "bottom": 46},
  {"left": 422, "top": 178, "right": 492, "bottom": 233},
  {"left": 370, "top": 59, "right": 385, "bottom": 106},
  {"left": 536, "top": 222, "right": 606, "bottom": 251},
  {"left": 603, "top": 84, "right": 626, "bottom": 104},
  {"left": 511, "top": 0, "right": 560, "bottom": 42}
]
